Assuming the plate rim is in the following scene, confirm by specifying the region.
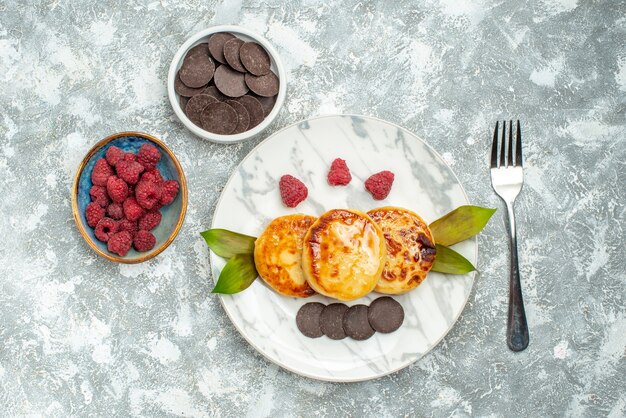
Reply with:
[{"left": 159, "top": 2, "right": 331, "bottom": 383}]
[{"left": 210, "top": 114, "right": 478, "bottom": 382}]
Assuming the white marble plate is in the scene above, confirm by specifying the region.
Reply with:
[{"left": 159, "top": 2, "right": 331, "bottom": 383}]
[{"left": 210, "top": 115, "right": 476, "bottom": 382}]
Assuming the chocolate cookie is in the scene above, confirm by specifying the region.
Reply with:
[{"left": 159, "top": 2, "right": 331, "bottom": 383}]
[
  {"left": 254, "top": 94, "right": 277, "bottom": 117},
  {"left": 202, "top": 85, "right": 228, "bottom": 102},
  {"left": 208, "top": 32, "right": 236, "bottom": 64},
  {"left": 296, "top": 302, "right": 325, "bottom": 338},
  {"left": 225, "top": 100, "right": 250, "bottom": 134},
  {"left": 245, "top": 71, "right": 279, "bottom": 97},
  {"left": 179, "top": 95, "right": 190, "bottom": 111},
  {"left": 234, "top": 95, "right": 264, "bottom": 129},
  {"left": 223, "top": 38, "right": 246, "bottom": 73},
  {"left": 240, "top": 42, "right": 271, "bottom": 76},
  {"left": 319, "top": 303, "right": 348, "bottom": 340},
  {"left": 175, "top": 32, "right": 281, "bottom": 136},
  {"left": 185, "top": 94, "right": 217, "bottom": 127},
  {"left": 214, "top": 65, "right": 249, "bottom": 98},
  {"left": 175, "top": 72, "right": 205, "bottom": 97},
  {"left": 200, "top": 102, "right": 238, "bottom": 135},
  {"left": 187, "top": 42, "right": 209, "bottom": 58},
  {"left": 179, "top": 53, "right": 215, "bottom": 88},
  {"left": 368, "top": 297, "right": 404, "bottom": 333},
  {"left": 343, "top": 304, "right": 375, "bottom": 340}
]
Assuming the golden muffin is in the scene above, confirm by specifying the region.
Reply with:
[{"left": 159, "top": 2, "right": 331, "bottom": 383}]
[
  {"left": 367, "top": 207, "right": 436, "bottom": 294},
  {"left": 302, "top": 209, "right": 387, "bottom": 301},
  {"left": 254, "top": 214, "right": 317, "bottom": 298}
]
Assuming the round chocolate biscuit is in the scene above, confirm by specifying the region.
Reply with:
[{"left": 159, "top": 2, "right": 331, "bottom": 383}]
[
  {"left": 223, "top": 38, "right": 246, "bottom": 73},
  {"left": 185, "top": 94, "right": 218, "bottom": 127},
  {"left": 202, "top": 85, "right": 228, "bottom": 102},
  {"left": 225, "top": 100, "right": 250, "bottom": 134},
  {"left": 368, "top": 297, "right": 404, "bottom": 333},
  {"left": 296, "top": 302, "right": 325, "bottom": 338},
  {"left": 319, "top": 303, "right": 348, "bottom": 340},
  {"left": 214, "top": 65, "right": 249, "bottom": 98},
  {"left": 179, "top": 53, "right": 215, "bottom": 88},
  {"left": 245, "top": 71, "right": 279, "bottom": 97},
  {"left": 254, "top": 94, "right": 277, "bottom": 117},
  {"left": 240, "top": 42, "right": 271, "bottom": 76},
  {"left": 179, "top": 95, "right": 190, "bottom": 110},
  {"left": 175, "top": 72, "right": 205, "bottom": 97},
  {"left": 234, "top": 95, "right": 264, "bottom": 129},
  {"left": 208, "top": 32, "right": 236, "bottom": 64},
  {"left": 343, "top": 304, "right": 375, "bottom": 340},
  {"left": 200, "top": 102, "right": 238, "bottom": 135},
  {"left": 186, "top": 42, "right": 209, "bottom": 58}
]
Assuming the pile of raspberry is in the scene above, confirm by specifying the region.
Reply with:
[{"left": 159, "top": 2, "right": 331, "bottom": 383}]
[
  {"left": 278, "top": 158, "right": 395, "bottom": 208},
  {"left": 84, "top": 143, "right": 180, "bottom": 257}
]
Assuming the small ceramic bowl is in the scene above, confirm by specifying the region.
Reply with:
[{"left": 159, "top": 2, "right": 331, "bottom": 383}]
[
  {"left": 167, "top": 25, "right": 287, "bottom": 144},
  {"left": 71, "top": 132, "right": 188, "bottom": 263}
]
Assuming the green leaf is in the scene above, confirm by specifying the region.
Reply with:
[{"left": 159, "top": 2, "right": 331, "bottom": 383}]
[
  {"left": 429, "top": 205, "right": 496, "bottom": 246},
  {"left": 431, "top": 244, "right": 476, "bottom": 274},
  {"left": 200, "top": 229, "right": 256, "bottom": 259},
  {"left": 212, "top": 254, "right": 258, "bottom": 294}
]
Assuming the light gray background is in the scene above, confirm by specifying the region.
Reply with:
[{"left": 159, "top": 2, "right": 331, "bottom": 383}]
[{"left": 1, "top": 0, "right": 624, "bottom": 416}]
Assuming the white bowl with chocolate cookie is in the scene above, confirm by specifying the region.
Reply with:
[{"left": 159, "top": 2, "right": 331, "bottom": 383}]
[{"left": 168, "top": 25, "right": 286, "bottom": 144}]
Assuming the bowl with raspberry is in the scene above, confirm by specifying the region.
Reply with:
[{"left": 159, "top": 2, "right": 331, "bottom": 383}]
[{"left": 72, "top": 132, "right": 188, "bottom": 263}]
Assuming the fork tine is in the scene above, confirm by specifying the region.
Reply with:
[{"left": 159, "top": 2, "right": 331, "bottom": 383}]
[
  {"left": 491, "top": 121, "right": 499, "bottom": 168},
  {"left": 507, "top": 120, "right": 514, "bottom": 167},
  {"left": 500, "top": 120, "right": 507, "bottom": 167},
  {"left": 516, "top": 120, "right": 523, "bottom": 167}
]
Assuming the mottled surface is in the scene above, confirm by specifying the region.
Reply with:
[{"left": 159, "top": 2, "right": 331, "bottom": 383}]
[{"left": 0, "top": 0, "right": 624, "bottom": 416}]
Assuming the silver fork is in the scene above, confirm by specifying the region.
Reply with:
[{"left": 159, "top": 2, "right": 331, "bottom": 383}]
[{"left": 490, "top": 120, "right": 529, "bottom": 352}]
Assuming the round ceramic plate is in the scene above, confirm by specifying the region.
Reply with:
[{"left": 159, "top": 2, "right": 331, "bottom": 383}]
[{"left": 210, "top": 115, "right": 476, "bottom": 382}]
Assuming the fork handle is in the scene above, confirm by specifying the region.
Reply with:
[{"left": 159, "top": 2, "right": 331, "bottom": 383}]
[{"left": 505, "top": 202, "right": 529, "bottom": 351}]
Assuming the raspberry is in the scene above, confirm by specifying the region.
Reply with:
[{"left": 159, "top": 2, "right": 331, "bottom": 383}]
[
  {"left": 115, "top": 158, "right": 144, "bottom": 185},
  {"left": 119, "top": 219, "right": 139, "bottom": 237},
  {"left": 279, "top": 175, "right": 308, "bottom": 208},
  {"left": 137, "top": 143, "right": 161, "bottom": 170},
  {"left": 365, "top": 170, "right": 395, "bottom": 200},
  {"left": 91, "top": 158, "right": 113, "bottom": 187},
  {"left": 94, "top": 217, "right": 119, "bottom": 242},
  {"left": 106, "top": 203, "right": 123, "bottom": 220},
  {"left": 107, "top": 231, "right": 133, "bottom": 256},
  {"left": 106, "top": 176, "right": 129, "bottom": 203},
  {"left": 141, "top": 169, "right": 164, "bottom": 187},
  {"left": 85, "top": 202, "right": 105, "bottom": 228},
  {"left": 89, "top": 185, "right": 110, "bottom": 207},
  {"left": 105, "top": 145, "right": 125, "bottom": 166},
  {"left": 160, "top": 180, "right": 180, "bottom": 206},
  {"left": 123, "top": 197, "right": 145, "bottom": 222},
  {"left": 327, "top": 158, "right": 352, "bottom": 186},
  {"left": 124, "top": 153, "right": 137, "bottom": 162},
  {"left": 135, "top": 178, "right": 162, "bottom": 210},
  {"left": 138, "top": 211, "right": 162, "bottom": 231},
  {"left": 133, "top": 230, "right": 156, "bottom": 252}
]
